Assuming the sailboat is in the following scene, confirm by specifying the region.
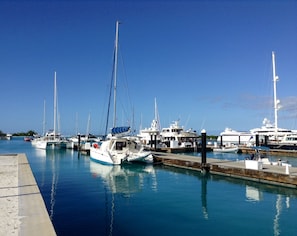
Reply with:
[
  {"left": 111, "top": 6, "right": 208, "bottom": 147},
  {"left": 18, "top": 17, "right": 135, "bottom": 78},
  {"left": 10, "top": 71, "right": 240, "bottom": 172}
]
[
  {"left": 32, "top": 71, "right": 67, "bottom": 149},
  {"left": 90, "top": 21, "right": 153, "bottom": 165}
]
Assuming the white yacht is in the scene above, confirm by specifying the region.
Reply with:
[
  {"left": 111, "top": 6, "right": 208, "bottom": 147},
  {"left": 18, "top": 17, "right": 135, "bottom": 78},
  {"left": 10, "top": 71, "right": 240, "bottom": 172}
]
[
  {"left": 250, "top": 52, "right": 296, "bottom": 142},
  {"left": 250, "top": 118, "right": 294, "bottom": 143},
  {"left": 160, "top": 120, "right": 199, "bottom": 150},
  {"left": 269, "top": 133, "right": 297, "bottom": 150},
  {"left": 220, "top": 52, "right": 296, "bottom": 148},
  {"left": 138, "top": 98, "right": 161, "bottom": 148},
  {"left": 280, "top": 134, "right": 297, "bottom": 145},
  {"left": 217, "top": 127, "right": 254, "bottom": 146}
]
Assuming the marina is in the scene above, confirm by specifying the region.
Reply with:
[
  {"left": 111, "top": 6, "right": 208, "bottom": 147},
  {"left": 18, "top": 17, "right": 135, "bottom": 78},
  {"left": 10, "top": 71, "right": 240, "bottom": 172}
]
[
  {"left": 1, "top": 3, "right": 297, "bottom": 235},
  {"left": 1, "top": 137, "right": 297, "bottom": 235}
]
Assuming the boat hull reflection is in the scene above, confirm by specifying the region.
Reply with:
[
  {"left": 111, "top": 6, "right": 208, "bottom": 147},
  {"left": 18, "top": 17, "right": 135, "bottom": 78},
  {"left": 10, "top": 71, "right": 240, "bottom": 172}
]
[{"left": 90, "top": 161, "right": 157, "bottom": 195}]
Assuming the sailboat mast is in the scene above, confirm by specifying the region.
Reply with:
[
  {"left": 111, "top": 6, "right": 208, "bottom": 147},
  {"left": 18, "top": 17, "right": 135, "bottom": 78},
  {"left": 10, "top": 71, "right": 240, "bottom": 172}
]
[
  {"left": 86, "top": 113, "right": 91, "bottom": 136},
  {"left": 43, "top": 99, "right": 46, "bottom": 136},
  {"left": 154, "top": 97, "right": 161, "bottom": 131},
  {"left": 113, "top": 21, "right": 120, "bottom": 128},
  {"left": 54, "top": 71, "right": 57, "bottom": 139},
  {"left": 272, "top": 51, "right": 279, "bottom": 139},
  {"left": 154, "top": 98, "right": 157, "bottom": 122}
]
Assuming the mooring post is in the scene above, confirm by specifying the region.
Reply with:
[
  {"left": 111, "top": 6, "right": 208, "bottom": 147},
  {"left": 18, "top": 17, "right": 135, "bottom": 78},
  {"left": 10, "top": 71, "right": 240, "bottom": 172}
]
[
  {"left": 201, "top": 129, "right": 209, "bottom": 173},
  {"left": 78, "top": 133, "right": 81, "bottom": 151},
  {"left": 264, "top": 135, "right": 268, "bottom": 146},
  {"left": 255, "top": 134, "right": 259, "bottom": 146}
]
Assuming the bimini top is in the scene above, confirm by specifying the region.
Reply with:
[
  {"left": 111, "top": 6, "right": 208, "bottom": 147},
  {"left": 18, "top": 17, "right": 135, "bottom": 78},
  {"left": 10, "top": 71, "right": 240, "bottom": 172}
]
[{"left": 111, "top": 126, "right": 130, "bottom": 135}]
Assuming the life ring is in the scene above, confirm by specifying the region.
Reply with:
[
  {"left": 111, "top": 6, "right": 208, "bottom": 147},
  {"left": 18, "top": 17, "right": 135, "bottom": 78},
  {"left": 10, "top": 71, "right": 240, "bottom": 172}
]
[{"left": 93, "top": 143, "right": 99, "bottom": 148}]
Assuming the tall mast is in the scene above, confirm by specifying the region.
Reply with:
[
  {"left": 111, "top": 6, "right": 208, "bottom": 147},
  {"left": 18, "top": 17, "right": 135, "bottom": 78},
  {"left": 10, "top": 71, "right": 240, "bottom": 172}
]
[
  {"left": 272, "top": 51, "right": 279, "bottom": 139},
  {"left": 86, "top": 112, "right": 91, "bottom": 136},
  {"left": 154, "top": 97, "right": 161, "bottom": 131},
  {"left": 54, "top": 71, "right": 57, "bottom": 139},
  {"left": 43, "top": 99, "right": 46, "bottom": 136},
  {"left": 154, "top": 98, "right": 157, "bottom": 122},
  {"left": 113, "top": 21, "right": 119, "bottom": 127}
]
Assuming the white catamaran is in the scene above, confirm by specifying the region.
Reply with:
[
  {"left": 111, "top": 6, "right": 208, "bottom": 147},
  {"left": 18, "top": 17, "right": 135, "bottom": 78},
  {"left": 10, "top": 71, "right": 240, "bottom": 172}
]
[{"left": 90, "top": 21, "right": 153, "bottom": 165}]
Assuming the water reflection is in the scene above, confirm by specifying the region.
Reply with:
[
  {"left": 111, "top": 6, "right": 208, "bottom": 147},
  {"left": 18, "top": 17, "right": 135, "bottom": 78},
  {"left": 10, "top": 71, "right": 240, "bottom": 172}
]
[
  {"left": 34, "top": 148, "right": 47, "bottom": 158},
  {"left": 46, "top": 150, "right": 60, "bottom": 220},
  {"left": 90, "top": 161, "right": 158, "bottom": 236},
  {"left": 164, "top": 165, "right": 296, "bottom": 235},
  {"left": 210, "top": 173, "right": 295, "bottom": 236},
  {"left": 90, "top": 161, "right": 157, "bottom": 196},
  {"left": 201, "top": 174, "right": 208, "bottom": 219},
  {"left": 246, "top": 185, "right": 263, "bottom": 202}
]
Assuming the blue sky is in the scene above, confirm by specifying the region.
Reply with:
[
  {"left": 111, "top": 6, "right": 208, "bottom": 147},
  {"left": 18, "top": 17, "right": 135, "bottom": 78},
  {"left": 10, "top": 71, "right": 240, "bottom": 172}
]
[{"left": 1, "top": 0, "right": 297, "bottom": 135}]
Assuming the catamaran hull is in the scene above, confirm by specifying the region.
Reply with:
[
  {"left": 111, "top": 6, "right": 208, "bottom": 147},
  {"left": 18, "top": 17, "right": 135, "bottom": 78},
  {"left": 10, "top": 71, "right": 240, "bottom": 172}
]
[
  {"left": 90, "top": 146, "right": 154, "bottom": 165},
  {"left": 33, "top": 139, "right": 67, "bottom": 150},
  {"left": 90, "top": 147, "right": 124, "bottom": 165},
  {"left": 127, "top": 153, "right": 154, "bottom": 164}
]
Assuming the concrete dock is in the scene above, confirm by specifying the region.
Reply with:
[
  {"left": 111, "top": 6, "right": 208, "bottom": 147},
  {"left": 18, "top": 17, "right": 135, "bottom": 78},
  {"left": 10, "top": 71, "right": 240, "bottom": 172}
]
[
  {"left": 0, "top": 154, "right": 56, "bottom": 236},
  {"left": 153, "top": 152, "right": 297, "bottom": 189}
]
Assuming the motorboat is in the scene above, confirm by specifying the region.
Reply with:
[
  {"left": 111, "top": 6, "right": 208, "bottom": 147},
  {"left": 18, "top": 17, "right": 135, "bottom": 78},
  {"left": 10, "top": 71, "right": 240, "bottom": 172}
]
[
  {"left": 280, "top": 134, "right": 297, "bottom": 145},
  {"left": 66, "top": 133, "right": 100, "bottom": 150},
  {"left": 267, "top": 133, "right": 297, "bottom": 150},
  {"left": 138, "top": 98, "right": 162, "bottom": 148},
  {"left": 217, "top": 127, "right": 254, "bottom": 146},
  {"left": 250, "top": 118, "right": 294, "bottom": 143},
  {"left": 160, "top": 120, "right": 199, "bottom": 149},
  {"left": 213, "top": 145, "right": 239, "bottom": 153}
]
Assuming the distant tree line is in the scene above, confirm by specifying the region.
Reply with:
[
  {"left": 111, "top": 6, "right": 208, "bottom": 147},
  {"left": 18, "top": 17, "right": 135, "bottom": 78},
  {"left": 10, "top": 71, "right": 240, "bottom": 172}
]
[
  {"left": 206, "top": 135, "right": 218, "bottom": 140},
  {"left": 0, "top": 130, "right": 37, "bottom": 137}
]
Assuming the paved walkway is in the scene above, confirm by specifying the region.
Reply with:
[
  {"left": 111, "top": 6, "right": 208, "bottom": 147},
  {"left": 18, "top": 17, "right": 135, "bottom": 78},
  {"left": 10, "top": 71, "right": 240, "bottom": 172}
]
[{"left": 0, "top": 154, "right": 56, "bottom": 236}]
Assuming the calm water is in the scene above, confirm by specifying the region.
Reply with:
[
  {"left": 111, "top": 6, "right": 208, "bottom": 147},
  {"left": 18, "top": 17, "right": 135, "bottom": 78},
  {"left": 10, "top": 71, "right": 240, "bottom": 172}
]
[{"left": 1, "top": 138, "right": 297, "bottom": 235}]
